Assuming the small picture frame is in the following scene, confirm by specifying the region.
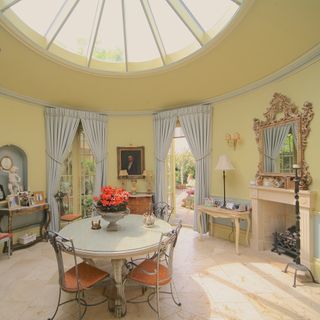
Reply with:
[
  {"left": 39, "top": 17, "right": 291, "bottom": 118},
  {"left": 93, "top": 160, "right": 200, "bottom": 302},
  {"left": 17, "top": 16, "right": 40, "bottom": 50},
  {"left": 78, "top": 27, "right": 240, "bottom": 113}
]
[
  {"left": 7, "top": 195, "right": 20, "bottom": 209},
  {"left": 0, "top": 184, "right": 5, "bottom": 201},
  {"left": 34, "top": 191, "right": 45, "bottom": 204},
  {"left": 28, "top": 196, "right": 35, "bottom": 206}
]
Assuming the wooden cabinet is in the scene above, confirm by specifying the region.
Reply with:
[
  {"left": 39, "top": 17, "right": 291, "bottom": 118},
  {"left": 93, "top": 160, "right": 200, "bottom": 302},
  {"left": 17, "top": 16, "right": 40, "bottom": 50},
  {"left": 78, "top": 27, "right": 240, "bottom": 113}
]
[
  {"left": 0, "top": 203, "right": 50, "bottom": 251},
  {"left": 128, "top": 194, "right": 153, "bottom": 215}
]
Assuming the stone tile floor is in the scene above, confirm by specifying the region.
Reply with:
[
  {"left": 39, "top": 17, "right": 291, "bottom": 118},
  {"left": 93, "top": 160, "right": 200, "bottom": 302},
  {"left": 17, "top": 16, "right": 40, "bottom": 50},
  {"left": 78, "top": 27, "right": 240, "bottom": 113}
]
[{"left": 0, "top": 227, "right": 319, "bottom": 320}]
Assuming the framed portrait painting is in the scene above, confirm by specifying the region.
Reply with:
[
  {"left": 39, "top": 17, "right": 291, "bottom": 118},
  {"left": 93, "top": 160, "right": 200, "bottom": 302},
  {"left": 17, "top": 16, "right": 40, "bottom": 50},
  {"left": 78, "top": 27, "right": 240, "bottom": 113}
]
[{"left": 117, "top": 146, "right": 145, "bottom": 179}]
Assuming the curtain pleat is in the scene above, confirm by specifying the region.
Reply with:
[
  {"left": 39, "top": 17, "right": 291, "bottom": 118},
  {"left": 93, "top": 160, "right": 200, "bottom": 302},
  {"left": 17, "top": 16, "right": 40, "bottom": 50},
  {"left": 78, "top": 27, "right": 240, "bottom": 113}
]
[
  {"left": 154, "top": 110, "right": 178, "bottom": 203},
  {"left": 80, "top": 111, "right": 107, "bottom": 196},
  {"left": 153, "top": 104, "right": 212, "bottom": 233},
  {"left": 45, "top": 107, "right": 80, "bottom": 231},
  {"left": 179, "top": 104, "right": 212, "bottom": 233}
]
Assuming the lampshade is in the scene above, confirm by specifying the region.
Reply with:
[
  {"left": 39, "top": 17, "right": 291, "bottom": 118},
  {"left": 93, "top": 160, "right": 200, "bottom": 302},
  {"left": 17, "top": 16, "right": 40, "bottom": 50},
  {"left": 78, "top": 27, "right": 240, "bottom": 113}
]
[
  {"left": 215, "top": 155, "right": 235, "bottom": 171},
  {"left": 119, "top": 170, "right": 128, "bottom": 177}
]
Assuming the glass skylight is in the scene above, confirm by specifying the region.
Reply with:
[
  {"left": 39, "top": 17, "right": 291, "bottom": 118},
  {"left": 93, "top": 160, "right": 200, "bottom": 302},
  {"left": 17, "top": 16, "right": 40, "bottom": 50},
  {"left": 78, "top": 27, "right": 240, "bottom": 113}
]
[{"left": 0, "top": 0, "right": 242, "bottom": 73}]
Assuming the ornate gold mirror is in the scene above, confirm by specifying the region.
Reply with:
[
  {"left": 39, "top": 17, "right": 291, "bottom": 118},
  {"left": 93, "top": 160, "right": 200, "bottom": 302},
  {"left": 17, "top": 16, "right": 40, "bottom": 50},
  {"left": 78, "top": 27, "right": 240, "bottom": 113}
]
[{"left": 253, "top": 93, "right": 314, "bottom": 190}]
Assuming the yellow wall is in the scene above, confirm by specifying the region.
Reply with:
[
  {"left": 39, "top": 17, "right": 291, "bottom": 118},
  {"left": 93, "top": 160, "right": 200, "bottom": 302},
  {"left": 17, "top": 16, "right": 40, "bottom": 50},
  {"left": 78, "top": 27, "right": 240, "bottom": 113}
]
[
  {"left": 107, "top": 115, "right": 154, "bottom": 192},
  {"left": 0, "top": 95, "right": 46, "bottom": 192},
  {"left": 0, "top": 98, "right": 154, "bottom": 195},
  {"left": 0, "top": 60, "right": 319, "bottom": 205},
  {"left": 212, "top": 60, "right": 320, "bottom": 209}
]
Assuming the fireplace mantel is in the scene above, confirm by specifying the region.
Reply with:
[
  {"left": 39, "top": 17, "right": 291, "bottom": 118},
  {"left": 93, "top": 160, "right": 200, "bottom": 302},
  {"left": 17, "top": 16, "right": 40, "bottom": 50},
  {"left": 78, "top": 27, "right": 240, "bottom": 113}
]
[{"left": 249, "top": 186, "right": 315, "bottom": 267}]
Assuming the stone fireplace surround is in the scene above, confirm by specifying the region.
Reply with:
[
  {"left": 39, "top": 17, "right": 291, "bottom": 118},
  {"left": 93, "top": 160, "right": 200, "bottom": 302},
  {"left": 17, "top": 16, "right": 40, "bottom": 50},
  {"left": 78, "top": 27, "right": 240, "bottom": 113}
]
[{"left": 249, "top": 186, "right": 314, "bottom": 267}]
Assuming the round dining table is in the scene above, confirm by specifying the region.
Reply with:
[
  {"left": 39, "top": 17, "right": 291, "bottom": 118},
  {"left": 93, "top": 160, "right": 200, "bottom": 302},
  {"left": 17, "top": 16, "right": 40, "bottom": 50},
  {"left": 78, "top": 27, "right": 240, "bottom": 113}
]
[{"left": 59, "top": 214, "right": 172, "bottom": 317}]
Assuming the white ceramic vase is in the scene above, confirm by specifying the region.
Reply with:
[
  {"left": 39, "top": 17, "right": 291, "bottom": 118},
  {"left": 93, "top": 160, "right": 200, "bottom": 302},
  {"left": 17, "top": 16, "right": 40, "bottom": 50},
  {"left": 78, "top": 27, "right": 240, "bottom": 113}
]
[{"left": 97, "top": 208, "right": 130, "bottom": 231}]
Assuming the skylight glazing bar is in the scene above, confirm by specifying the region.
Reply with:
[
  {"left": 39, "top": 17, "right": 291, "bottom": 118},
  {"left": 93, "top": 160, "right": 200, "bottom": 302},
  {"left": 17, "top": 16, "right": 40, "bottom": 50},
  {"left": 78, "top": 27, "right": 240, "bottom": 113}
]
[
  {"left": 140, "top": 0, "right": 166, "bottom": 65},
  {"left": 0, "top": 0, "right": 23, "bottom": 12},
  {"left": 166, "top": 0, "right": 210, "bottom": 46},
  {"left": 44, "top": 0, "right": 69, "bottom": 38},
  {"left": 87, "top": 0, "right": 106, "bottom": 67},
  {"left": 122, "top": 0, "right": 128, "bottom": 72},
  {"left": 230, "top": 0, "right": 242, "bottom": 5},
  {"left": 46, "top": 0, "right": 80, "bottom": 50}
]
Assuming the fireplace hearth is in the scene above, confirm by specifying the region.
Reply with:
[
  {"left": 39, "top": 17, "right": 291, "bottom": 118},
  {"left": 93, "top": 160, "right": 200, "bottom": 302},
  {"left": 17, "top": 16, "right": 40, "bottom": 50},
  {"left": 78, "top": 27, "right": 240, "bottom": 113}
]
[{"left": 272, "top": 225, "right": 297, "bottom": 258}]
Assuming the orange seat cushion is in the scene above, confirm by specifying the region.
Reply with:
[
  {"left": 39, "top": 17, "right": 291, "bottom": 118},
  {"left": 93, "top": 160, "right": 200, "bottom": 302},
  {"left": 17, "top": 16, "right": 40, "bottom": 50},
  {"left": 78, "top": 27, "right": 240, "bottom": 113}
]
[
  {"left": 128, "top": 259, "right": 171, "bottom": 286},
  {"left": 63, "top": 262, "right": 109, "bottom": 292},
  {"left": 61, "top": 213, "right": 81, "bottom": 221},
  {"left": 0, "top": 233, "right": 12, "bottom": 240}
]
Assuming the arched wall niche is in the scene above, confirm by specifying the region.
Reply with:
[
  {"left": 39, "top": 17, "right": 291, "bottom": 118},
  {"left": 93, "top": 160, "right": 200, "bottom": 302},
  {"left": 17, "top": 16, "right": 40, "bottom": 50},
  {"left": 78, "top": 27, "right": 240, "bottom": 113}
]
[{"left": 0, "top": 144, "right": 28, "bottom": 197}]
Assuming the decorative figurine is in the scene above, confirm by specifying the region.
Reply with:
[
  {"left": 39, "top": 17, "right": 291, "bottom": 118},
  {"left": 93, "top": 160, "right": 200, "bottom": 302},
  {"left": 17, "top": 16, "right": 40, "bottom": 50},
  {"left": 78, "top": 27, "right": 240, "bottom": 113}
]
[
  {"left": 143, "top": 211, "right": 155, "bottom": 227},
  {"left": 91, "top": 220, "right": 101, "bottom": 230},
  {"left": 8, "top": 166, "right": 22, "bottom": 195}
]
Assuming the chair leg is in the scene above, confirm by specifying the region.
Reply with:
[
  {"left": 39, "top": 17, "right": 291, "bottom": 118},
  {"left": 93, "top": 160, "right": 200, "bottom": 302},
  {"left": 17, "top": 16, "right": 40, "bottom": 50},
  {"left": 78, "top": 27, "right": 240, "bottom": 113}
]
[
  {"left": 170, "top": 281, "right": 182, "bottom": 306},
  {"left": 156, "top": 285, "right": 160, "bottom": 320},
  {"left": 48, "top": 288, "right": 62, "bottom": 320},
  {"left": 76, "top": 291, "right": 87, "bottom": 320},
  {"left": 7, "top": 238, "right": 11, "bottom": 258}
]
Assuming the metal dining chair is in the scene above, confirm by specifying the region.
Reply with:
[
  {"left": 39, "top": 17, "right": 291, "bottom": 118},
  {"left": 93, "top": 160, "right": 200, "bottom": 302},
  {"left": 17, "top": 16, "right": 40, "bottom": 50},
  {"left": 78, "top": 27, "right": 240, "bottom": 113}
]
[
  {"left": 55, "top": 191, "right": 81, "bottom": 227},
  {"left": 0, "top": 232, "right": 12, "bottom": 258},
  {"left": 153, "top": 202, "right": 173, "bottom": 223},
  {"left": 126, "top": 221, "right": 182, "bottom": 319},
  {"left": 47, "top": 231, "right": 110, "bottom": 320}
]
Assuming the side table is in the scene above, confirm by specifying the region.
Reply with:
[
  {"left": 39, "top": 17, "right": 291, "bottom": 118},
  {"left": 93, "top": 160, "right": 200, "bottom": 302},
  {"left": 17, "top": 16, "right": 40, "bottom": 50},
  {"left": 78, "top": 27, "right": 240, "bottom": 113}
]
[{"left": 197, "top": 205, "right": 251, "bottom": 254}]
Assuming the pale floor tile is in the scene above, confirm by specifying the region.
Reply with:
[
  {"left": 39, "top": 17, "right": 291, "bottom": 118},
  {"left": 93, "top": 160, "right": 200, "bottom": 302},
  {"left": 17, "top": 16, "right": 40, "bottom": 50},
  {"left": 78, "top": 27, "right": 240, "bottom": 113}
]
[{"left": 0, "top": 227, "right": 320, "bottom": 320}]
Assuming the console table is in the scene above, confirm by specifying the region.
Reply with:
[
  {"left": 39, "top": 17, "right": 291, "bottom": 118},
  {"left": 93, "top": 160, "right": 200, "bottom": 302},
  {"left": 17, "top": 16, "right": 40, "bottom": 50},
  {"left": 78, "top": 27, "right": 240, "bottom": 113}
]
[
  {"left": 197, "top": 205, "right": 251, "bottom": 254},
  {"left": 0, "top": 203, "right": 50, "bottom": 251},
  {"left": 128, "top": 193, "right": 152, "bottom": 214}
]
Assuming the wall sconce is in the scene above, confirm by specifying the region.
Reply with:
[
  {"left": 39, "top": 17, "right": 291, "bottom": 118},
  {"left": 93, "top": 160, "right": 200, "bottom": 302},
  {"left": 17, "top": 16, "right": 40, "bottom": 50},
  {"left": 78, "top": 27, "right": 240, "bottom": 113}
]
[
  {"left": 143, "top": 170, "right": 153, "bottom": 194},
  {"left": 225, "top": 132, "right": 240, "bottom": 150},
  {"left": 119, "top": 170, "right": 128, "bottom": 189}
]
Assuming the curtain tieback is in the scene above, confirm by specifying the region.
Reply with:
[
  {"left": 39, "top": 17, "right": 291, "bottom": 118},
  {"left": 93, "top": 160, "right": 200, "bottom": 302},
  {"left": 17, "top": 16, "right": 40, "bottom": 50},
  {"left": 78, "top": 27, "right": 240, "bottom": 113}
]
[
  {"left": 156, "top": 157, "right": 166, "bottom": 162},
  {"left": 264, "top": 153, "right": 275, "bottom": 161},
  {"left": 195, "top": 152, "right": 211, "bottom": 161},
  {"left": 46, "top": 153, "right": 63, "bottom": 165},
  {"left": 96, "top": 156, "right": 106, "bottom": 164}
]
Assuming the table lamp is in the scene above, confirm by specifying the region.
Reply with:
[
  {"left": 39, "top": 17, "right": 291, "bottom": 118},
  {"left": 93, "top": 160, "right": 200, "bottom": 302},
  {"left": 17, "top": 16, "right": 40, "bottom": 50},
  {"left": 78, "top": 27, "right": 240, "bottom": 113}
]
[
  {"left": 215, "top": 155, "right": 234, "bottom": 208},
  {"left": 119, "top": 170, "right": 128, "bottom": 189}
]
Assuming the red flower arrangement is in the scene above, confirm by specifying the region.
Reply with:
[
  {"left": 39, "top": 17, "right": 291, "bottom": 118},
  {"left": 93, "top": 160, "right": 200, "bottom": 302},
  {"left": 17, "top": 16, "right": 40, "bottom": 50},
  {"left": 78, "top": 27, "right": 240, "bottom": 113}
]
[{"left": 94, "top": 186, "right": 129, "bottom": 212}]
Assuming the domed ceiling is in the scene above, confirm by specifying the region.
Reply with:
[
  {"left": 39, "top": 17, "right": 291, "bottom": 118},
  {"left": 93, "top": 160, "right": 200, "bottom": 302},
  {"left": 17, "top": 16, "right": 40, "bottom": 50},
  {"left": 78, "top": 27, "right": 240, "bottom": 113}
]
[
  {"left": 0, "top": 0, "right": 241, "bottom": 73},
  {"left": 0, "top": 0, "right": 320, "bottom": 112}
]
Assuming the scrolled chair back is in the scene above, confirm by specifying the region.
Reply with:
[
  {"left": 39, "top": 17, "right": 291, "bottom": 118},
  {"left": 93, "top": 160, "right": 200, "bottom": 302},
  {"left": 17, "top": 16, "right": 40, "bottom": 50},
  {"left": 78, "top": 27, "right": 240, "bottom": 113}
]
[
  {"left": 153, "top": 202, "right": 173, "bottom": 222},
  {"left": 48, "top": 231, "right": 80, "bottom": 292},
  {"left": 156, "top": 221, "right": 182, "bottom": 284}
]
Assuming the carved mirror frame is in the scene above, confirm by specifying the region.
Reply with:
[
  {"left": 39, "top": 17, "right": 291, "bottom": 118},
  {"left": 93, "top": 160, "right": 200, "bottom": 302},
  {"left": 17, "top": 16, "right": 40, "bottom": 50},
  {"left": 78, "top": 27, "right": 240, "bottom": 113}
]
[{"left": 253, "top": 93, "right": 314, "bottom": 190}]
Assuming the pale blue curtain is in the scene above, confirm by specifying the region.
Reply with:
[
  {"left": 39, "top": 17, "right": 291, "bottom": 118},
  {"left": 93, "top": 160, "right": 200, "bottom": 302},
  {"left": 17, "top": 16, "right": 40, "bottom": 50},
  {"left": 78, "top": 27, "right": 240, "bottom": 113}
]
[
  {"left": 45, "top": 107, "right": 80, "bottom": 231},
  {"left": 179, "top": 104, "right": 212, "bottom": 233},
  {"left": 154, "top": 110, "right": 178, "bottom": 203},
  {"left": 264, "top": 123, "right": 292, "bottom": 172},
  {"left": 291, "top": 122, "right": 298, "bottom": 146},
  {"left": 80, "top": 112, "right": 107, "bottom": 196}
]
